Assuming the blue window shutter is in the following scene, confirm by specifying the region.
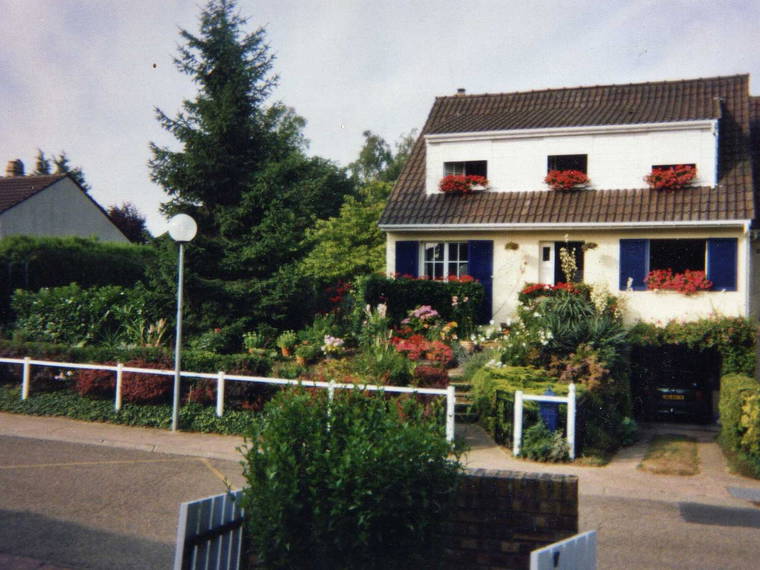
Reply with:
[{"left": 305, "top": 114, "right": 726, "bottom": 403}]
[
  {"left": 394, "top": 241, "right": 419, "bottom": 277},
  {"left": 468, "top": 240, "right": 493, "bottom": 323},
  {"left": 707, "top": 238, "right": 737, "bottom": 291},
  {"left": 619, "top": 239, "right": 649, "bottom": 291}
]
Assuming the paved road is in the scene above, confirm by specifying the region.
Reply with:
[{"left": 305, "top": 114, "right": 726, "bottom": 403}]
[
  {"left": 2, "top": 414, "right": 760, "bottom": 569},
  {"left": 0, "top": 435, "right": 246, "bottom": 569}
]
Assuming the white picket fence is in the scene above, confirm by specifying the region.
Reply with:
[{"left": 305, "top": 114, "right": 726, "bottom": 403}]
[
  {"left": 530, "top": 530, "right": 597, "bottom": 570},
  {"left": 513, "top": 383, "right": 577, "bottom": 459},
  {"left": 175, "top": 490, "right": 245, "bottom": 570},
  {"left": 0, "top": 356, "right": 456, "bottom": 440}
]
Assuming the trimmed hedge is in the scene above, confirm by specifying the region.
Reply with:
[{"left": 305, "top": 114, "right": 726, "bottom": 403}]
[
  {"left": 718, "top": 374, "right": 760, "bottom": 478},
  {"left": 629, "top": 317, "right": 756, "bottom": 376},
  {"left": 0, "top": 235, "right": 156, "bottom": 321},
  {"left": 362, "top": 274, "right": 484, "bottom": 325},
  {"left": 471, "top": 365, "right": 579, "bottom": 445}
]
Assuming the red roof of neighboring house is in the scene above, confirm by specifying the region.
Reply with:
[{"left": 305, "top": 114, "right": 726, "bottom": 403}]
[
  {"left": 380, "top": 74, "right": 756, "bottom": 227},
  {"left": 0, "top": 174, "right": 67, "bottom": 214}
]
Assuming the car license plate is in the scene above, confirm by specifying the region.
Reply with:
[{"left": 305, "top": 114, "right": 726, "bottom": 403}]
[{"left": 663, "top": 394, "right": 685, "bottom": 400}]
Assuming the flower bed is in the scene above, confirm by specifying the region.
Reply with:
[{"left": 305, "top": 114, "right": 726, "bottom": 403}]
[
  {"left": 644, "top": 164, "right": 696, "bottom": 190},
  {"left": 644, "top": 269, "right": 712, "bottom": 295},
  {"left": 544, "top": 170, "right": 589, "bottom": 191},
  {"left": 439, "top": 174, "right": 488, "bottom": 194}
]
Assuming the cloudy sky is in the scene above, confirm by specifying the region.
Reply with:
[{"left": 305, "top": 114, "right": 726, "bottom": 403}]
[{"left": 2, "top": 0, "right": 759, "bottom": 235}]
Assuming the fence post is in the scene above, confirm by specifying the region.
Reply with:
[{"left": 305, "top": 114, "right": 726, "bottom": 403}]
[
  {"left": 114, "top": 363, "right": 124, "bottom": 411},
  {"left": 446, "top": 384, "right": 456, "bottom": 442},
  {"left": 216, "top": 371, "right": 225, "bottom": 417},
  {"left": 567, "top": 383, "right": 576, "bottom": 460},
  {"left": 21, "top": 357, "right": 31, "bottom": 400},
  {"left": 327, "top": 379, "right": 336, "bottom": 402},
  {"left": 513, "top": 390, "right": 524, "bottom": 456}
]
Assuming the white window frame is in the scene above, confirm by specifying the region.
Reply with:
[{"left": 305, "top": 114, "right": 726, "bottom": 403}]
[{"left": 421, "top": 242, "right": 469, "bottom": 279}]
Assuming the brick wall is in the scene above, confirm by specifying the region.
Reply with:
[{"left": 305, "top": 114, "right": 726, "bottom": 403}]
[{"left": 439, "top": 467, "right": 579, "bottom": 569}]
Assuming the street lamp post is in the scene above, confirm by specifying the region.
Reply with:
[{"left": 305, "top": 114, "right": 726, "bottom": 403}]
[{"left": 168, "top": 214, "right": 197, "bottom": 432}]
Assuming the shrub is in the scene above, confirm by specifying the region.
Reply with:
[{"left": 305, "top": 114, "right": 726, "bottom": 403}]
[
  {"left": 240, "top": 389, "right": 462, "bottom": 568},
  {"left": 521, "top": 421, "right": 570, "bottom": 462},
  {"left": 412, "top": 365, "right": 448, "bottom": 388},
  {"left": 10, "top": 282, "right": 165, "bottom": 347},
  {"left": 74, "top": 359, "right": 173, "bottom": 405},
  {"left": 629, "top": 317, "right": 756, "bottom": 376},
  {"left": 351, "top": 343, "right": 413, "bottom": 386},
  {"left": 363, "top": 274, "right": 485, "bottom": 325},
  {"left": 718, "top": 374, "right": 760, "bottom": 477}
]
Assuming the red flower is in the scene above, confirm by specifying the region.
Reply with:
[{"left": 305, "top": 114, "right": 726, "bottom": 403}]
[
  {"left": 439, "top": 175, "right": 489, "bottom": 194},
  {"left": 644, "top": 165, "right": 696, "bottom": 190},
  {"left": 544, "top": 170, "right": 589, "bottom": 191},
  {"left": 645, "top": 269, "right": 712, "bottom": 295}
]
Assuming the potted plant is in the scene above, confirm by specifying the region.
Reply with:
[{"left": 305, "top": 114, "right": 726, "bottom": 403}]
[
  {"left": 439, "top": 174, "right": 489, "bottom": 194},
  {"left": 295, "top": 342, "right": 321, "bottom": 365},
  {"left": 276, "top": 330, "right": 297, "bottom": 357},
  {"left": 644, "top": 164, "right": 696, "bottom": 190},
  {"left": 544, "top": 170, "right": 590, "bottom": 191}
]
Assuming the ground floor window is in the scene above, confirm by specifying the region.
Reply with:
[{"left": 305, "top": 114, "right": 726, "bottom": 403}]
[
  {"left": 619, "top": 237, "right": 737, "bottom": 291},
  {"left": 423, "top": 242, "right": 468, "bottom": 279}
]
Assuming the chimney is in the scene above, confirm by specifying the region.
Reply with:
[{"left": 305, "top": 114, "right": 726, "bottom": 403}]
[
  {"left": 456, "top": 88, "right": 466, "bottom": 96},
  {"left": 5, "top": 159, "right": 25, "bottom": 177}
]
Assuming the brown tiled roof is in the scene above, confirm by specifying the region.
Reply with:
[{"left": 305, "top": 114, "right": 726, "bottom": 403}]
[
  {"left": 380, "top": 75, "right": 755, "bottom": 227},
  {"left": 0, "top": 175, "right": 66, "bottom": 214}
]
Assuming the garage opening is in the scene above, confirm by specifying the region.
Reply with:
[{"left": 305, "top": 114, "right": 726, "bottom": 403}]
[{"left": 630, "top": 345, "right": 720, "bottom": 424}]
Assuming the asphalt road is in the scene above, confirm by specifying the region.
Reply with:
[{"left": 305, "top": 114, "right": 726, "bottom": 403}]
[{"left": 0, "top": 435, "right": 246, "bottom": 569}]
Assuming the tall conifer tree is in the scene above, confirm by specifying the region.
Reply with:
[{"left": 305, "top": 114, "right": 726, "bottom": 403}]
[{"left": 149, "top": 0, "right": 352, "bottom": 333}]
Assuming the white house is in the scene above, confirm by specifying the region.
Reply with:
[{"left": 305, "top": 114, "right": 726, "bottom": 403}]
[
  {"left": 380, "top": 75, "right": 760, "bottom": 325},
  {"left": 0, "top": 161, "right": 128, "bottom": 243}
]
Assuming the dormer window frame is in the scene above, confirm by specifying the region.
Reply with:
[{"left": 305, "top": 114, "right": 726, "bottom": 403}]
[
  {"left": 443, "top": 160, "right": 488, "bottom": 178},
  {"left": 547, "top": 154, "right": 588, "bottom": 174}
]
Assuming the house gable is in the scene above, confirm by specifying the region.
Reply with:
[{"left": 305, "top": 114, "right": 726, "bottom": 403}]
[{"left": 0, "top": 175, "right": 129, "bottom": 243}]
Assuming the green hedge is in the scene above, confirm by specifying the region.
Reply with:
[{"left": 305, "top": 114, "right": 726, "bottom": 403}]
[
  {"left": 362, "top": 274, "right": 485, "bottom": 324},
  {"left": 0, "top": 235, "right": 156, "bottom": 322},
  {"left": 718, "top": 374, "right": 760, "bottom": 478},
  {"left": 629, "top": 317, "right": 756, "bottom": 376},
  {"left": 471, "top": 365, "right": 578, "bottom": 444}
]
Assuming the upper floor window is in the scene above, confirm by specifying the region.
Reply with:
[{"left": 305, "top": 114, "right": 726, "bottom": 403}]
[
  {"left": 423, "top": 242, "right": 468, "bottom": 279},
  {"left": 444, "top": 160, "right": 487, "bottom": 178},
  {"left": 547, "top": 154, "right": 587, "bottom": 173}
]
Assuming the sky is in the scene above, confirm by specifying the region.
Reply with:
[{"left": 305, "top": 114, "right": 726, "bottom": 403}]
[{"left": 2, "top": 0, "right": 760, "bottom": 235}]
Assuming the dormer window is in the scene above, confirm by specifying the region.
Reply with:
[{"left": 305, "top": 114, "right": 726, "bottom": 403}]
[
  {"left": 547, "top": 154, "right": 587, "bottom": 173},
  {"left": 444, "top": 160, "right": 487, "bottom": 178}
]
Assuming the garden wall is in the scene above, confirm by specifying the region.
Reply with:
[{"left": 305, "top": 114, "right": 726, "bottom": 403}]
[{"left": 439, "top": 467, "right": 578, "bottom": 569}]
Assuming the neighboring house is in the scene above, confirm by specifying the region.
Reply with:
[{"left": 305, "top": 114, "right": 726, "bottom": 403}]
[
  {"left": 380, "top": 74, "right": 760, "bottom": 325},
  {"left": 0, "top": 160, "right": 128, "bottom": 243}
]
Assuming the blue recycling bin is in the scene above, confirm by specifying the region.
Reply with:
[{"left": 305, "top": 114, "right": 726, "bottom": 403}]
[{"left": 539, "top": 387, "right": 559, "bottom": 432}]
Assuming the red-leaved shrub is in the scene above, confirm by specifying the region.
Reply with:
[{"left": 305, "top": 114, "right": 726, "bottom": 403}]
[{"left": 412, "top": 365, "right": 449, "bottom": 388}]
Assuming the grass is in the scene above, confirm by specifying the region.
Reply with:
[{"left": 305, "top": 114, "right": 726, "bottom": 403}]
[{"left": 638, "top": 434, "right": 699, "bottom": 476}]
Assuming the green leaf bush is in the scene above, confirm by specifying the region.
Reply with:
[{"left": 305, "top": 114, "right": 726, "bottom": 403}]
[
  {"left": 629, "top": 317, "right": 756, "bottom": 376},
  {"left": 718, "top": 374, "right": 760, "bottom": 478},
  {"left": 362, "top": 274, "right": 484, "bottom": 325},
  {"left": 241, "top": 389, "right": 462, "bottom": 569}
]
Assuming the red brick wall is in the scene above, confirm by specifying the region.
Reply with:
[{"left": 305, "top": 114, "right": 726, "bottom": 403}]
[{"left": 440, "top": 468, "right": 579, "bottom": 569}]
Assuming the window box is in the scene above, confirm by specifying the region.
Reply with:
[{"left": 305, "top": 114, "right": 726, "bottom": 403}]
[
  {"left": 439, "top": 174, "right": 489, "bottom": 194},
  {"left": 544, "top": 170, "right": 590, "bottom": 191},
  {"left": 644, "top": 269, "right": 712, "bottom": 295},
  {"left": 644, "top": 164, "right": 696, "bottom": 190}
]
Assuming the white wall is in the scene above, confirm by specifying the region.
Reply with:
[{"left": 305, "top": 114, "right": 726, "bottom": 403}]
[
  {"left": 386, "top": 226, "right": 748, "bottom": 326},
  {"left": 0, "top": 178, "right": 128, "bottom": 242},
  {"left": 425, "top": 122, "right": 717, "bottom": 194}
]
